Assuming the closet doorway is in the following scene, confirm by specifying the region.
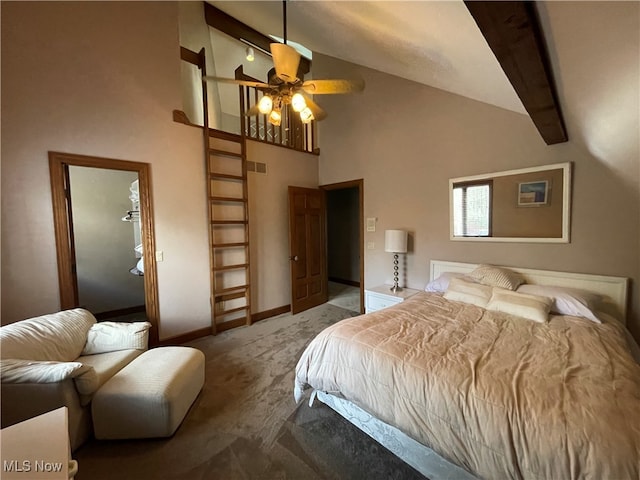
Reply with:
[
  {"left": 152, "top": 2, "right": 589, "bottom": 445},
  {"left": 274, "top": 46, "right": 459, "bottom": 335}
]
[
  {"left": 49, "top": 152, "right": 159, "bottom": 345},
  {"left": 322, "top": 179, "right": 364, "bottom": 314}
]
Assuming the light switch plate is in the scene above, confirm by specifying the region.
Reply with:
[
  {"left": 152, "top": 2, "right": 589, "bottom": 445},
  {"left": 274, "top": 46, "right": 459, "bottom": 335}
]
[
  {"left": 366, "top": 217, "right": 376, "bottom": 232},
  {"left": 155, "top": 251, "right": 164, "bottom": 262}
]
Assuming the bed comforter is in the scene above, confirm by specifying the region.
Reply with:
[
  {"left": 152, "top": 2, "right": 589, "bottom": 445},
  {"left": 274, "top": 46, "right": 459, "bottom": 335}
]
[{"left": 294, "top": 292, "right": 640, "bottom": 479}]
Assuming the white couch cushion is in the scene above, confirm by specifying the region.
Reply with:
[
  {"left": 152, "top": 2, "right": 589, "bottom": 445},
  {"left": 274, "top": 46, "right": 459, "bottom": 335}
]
[
  {"left": 0, "top": 309, "right": 96, "bottom": 362},
  {"left": 82, "top": 321, "right": 151, "bottom": 355},
  {"left": 0, "top": 359, "right": 93, "bottom": 383},
  {"left": 75, "top": 349, "right": 144, "bottom": 401},
  {"left": 92, "top": 347, "right": 205, "bottom": 439}
]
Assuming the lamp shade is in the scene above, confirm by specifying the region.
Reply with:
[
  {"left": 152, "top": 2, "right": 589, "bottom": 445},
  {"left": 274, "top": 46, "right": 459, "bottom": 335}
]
[
  {"left": 384, "top": 230, "right": 408, "bottom": 253},
  {"left": 291, "top": 93, "right": 306, "bottom": 112},
  {"left": 299, "top": 107, "right": 314, "bottom": 123},
  {"left": 258, "top": 95, "right": 273, "bottom": 114}
]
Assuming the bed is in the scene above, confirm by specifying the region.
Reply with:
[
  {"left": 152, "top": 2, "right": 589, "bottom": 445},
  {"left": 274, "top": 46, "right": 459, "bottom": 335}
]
[{"left": 294, "top": 261, "right": 640, "bottom": 480}]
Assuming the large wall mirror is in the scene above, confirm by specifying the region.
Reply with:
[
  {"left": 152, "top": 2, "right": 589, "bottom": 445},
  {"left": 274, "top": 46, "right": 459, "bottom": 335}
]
[{"left": 449, "top": 162, "right": 571, "bottom": 243}]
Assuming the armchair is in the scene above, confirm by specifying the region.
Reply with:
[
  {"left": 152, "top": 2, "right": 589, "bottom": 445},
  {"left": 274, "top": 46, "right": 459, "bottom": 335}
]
[{"left": 1, "top": 308, "right": 150, "bottom": 450}]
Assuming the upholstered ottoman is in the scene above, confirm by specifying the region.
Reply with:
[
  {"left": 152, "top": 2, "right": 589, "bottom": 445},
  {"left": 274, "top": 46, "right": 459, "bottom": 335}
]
[{"left": 91, "top": 346, "right": 204, "bottom": 439}]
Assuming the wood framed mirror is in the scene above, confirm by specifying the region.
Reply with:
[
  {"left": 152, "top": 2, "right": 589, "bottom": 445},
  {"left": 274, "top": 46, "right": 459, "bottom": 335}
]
[
  {"left": 49, "top": 152, "right": 159, "bottom": 345},
  {"left": 449, "top": 162, "right": 572, "bottom": 243}
]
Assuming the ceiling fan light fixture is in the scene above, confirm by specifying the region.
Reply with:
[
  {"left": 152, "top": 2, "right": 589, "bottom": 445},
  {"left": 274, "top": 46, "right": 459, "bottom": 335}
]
[
  {"left": 258, "top": 95, "right": 273, "bottom": 114},
  {"left": 207, "top": 2, "right": 361, "bottom": 125},
  {"left": 291, "top": 93, "right": 306, "bottom": 112},
  {"left": 269, "top": 110, "right": 282, "bottom": 126},
  {"left": 300, "top": 107, "right": 314, "bottom": 123}
]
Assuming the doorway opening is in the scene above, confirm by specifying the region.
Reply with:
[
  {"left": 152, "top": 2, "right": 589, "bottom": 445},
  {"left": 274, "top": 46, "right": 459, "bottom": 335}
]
[
  {"left": 322, "top": 180, "right": 364, "bottom": 314},
  {"left": 49, "top": 152, "right": 159, "bottom": 345}
]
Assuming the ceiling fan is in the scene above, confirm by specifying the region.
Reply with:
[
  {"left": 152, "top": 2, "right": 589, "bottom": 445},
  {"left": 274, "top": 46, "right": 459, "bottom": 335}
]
[{"left": 203, "top": 1, "right": 364, "bottom": 126}]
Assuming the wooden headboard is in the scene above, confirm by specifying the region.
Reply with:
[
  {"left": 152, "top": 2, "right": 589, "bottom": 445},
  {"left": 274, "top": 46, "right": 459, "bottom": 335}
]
[{"left": 430, "top": 260, "right": 629, "bottom": 321}]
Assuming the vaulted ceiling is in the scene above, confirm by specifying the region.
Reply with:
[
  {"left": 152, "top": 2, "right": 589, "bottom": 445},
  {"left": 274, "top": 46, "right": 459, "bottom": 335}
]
[
  {"left": 209, "top": 1, "right": 638, "bottom": 167},
  {"left": 210, "top": 1, "right": 526, "bottom": 113}
]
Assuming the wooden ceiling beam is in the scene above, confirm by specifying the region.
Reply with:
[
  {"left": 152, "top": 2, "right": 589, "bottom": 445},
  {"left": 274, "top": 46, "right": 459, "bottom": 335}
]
[
  {"left": 204, "top": 3, "right": 311, "bottom": 76},
  {"left": 464, "top": 1, "right": 567, "bottom": 145}
]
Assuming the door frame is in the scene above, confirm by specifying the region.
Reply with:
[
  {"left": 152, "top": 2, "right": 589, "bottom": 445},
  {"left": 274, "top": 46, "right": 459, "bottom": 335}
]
[
  {"left": 49, "top": 151, "right": 160, "bottom": 346},
  {"left": 321, "top": 179, "right": 364, "bottom": 314}
]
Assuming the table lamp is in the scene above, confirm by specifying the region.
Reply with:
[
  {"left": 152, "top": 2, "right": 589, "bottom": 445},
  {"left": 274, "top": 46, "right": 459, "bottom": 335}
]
[{"left": 384, "top": 230, "right": 408, "bottom": 292}]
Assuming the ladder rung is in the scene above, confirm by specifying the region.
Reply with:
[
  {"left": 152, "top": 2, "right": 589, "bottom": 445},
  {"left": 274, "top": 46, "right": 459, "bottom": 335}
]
[
  {"left": 211, "top": 220, "right": 248, "bottom": 225},
  {"left": 215, "top": 284, "right": 250, "bottom": 295},
  {"left": 209, "top": 148, "right": 242, "bottom": 158},
  {"left": 210, "top": 196, "right": 247, "bottom": 203},
  {"left": 215, "top": 290, "right": 248, "bottom": 303},
  {"left": 213, "top": 242, "right": 249, "bottom": 248},
  {"left": 213, "top": 263, "right": 249, "bottom": 272},
  {"left": 216, "top": 305, "right": 250, "bottom": 316},
  {"left": 210, "top": 172, "right": 244, "bottom": 181}
]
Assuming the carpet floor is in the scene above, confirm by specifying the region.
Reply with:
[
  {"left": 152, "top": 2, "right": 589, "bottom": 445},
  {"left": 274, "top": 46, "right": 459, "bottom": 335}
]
[
  {"left": 327, "top": 281, "right": 361, "bottom": 313},
  {"left": 73, "top": 303, "right": 427, "bottom": 480}
]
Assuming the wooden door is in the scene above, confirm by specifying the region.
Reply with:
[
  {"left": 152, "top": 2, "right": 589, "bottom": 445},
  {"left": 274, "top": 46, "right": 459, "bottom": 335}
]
[{"left": 288, "top": 186, "right": 328, "bottom": 314}]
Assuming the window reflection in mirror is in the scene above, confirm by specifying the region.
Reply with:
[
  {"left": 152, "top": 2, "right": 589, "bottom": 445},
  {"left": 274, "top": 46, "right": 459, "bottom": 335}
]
[
  {"left": 452, "top": 181, "right": 492, "bottom": 237},
  {"left": 449, "top": 162, "right": 571, "bottom": 243}
]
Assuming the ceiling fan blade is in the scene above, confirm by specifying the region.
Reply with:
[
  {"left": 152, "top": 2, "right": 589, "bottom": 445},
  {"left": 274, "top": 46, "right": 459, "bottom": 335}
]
[
  {"left": 301, "top": 79, "right": 365, "bottom": 95},
  {"left": 203, "top": 76, "right": 270, "bottom": 89},
  {"left": 303, "top": 96, "right": 328, "bottom": 121},
  {"left": 270, "top": 43, "right": 300, "bottom": 83}
]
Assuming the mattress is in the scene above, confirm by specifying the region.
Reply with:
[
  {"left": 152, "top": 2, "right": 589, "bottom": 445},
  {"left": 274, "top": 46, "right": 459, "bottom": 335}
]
[{"left": 295, "top": 292, "right": 640, "bottom": 479}]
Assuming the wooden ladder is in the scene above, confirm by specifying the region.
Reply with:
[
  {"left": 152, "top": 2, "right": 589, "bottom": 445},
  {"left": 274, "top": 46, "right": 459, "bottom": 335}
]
[
  {"left": 180, "top": 46, "right": 252, "bottom": 334},
  {"left": 206, "top": 129, "right": 252, "bottom": 333}
]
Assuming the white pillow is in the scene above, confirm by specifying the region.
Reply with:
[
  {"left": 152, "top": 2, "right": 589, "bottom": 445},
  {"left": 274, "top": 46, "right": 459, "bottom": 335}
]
[
  {"left": 516, "top": 284, "right": 602, "bottom": 323},
  {"left": 425, "top": 272, "right": 469, "bottom": 292},
  {"left": 444, "top": 278, "right": 493, "bottom": 308},
  {"left": 0, "top": 359, "right": 92, "bottom": 383},
  {"left": 468, "top": 264, "right": 524, "bottom": 291},
  {"left": 486, "top": 289, "right": 552, "bottom": 323},
  {"left": 82, "top": 321, "right": 151, "bottom": 355},
  {"left": 0, "top": 308, "right": 97, "bottom": 361}
]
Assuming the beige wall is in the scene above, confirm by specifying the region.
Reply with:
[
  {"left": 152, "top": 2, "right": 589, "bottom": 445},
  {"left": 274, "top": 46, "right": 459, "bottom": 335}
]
[
  {"left": 1, "top": 2, "right": 211, "bottom": 339},
  {"left": 246, "top": 141, "right": 319, "bottom": 314},
  {"left": 315, "top": 53, "right": 640, "bottom": 340}
]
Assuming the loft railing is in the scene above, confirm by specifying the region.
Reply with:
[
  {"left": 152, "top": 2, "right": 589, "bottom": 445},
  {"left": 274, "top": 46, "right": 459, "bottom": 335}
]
[
  {"left": 236, "top": 66, "right": 319, "bottom": 155},
  {"left": 175, "top": 48, "right": 319, "bottom": 155}
]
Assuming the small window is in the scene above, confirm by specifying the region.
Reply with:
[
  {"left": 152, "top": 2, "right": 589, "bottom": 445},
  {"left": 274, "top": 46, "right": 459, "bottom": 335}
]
[{"left": 453, "top": 181, "right": 492, "bottom": 237}]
